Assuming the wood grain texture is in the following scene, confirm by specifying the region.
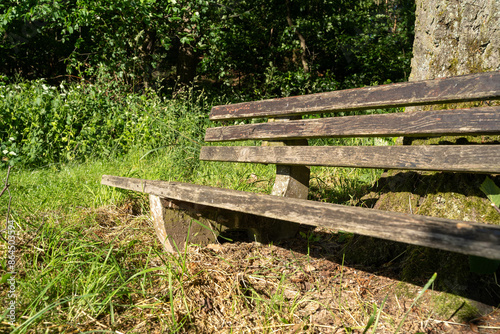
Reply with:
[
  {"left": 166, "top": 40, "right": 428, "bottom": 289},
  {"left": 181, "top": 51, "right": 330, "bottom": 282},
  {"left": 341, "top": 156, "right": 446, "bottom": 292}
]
[
  {"left": 200, "top": 145, "right": 500, "bottom": 173},
  {"left": 209, "top": 71, "right": 500, "bottom": 120},
  {"left": 101, "top": 175, "right": 500, "bottom": 260},
  {"left": 205, "top": 106, "right": 500, "bottom": 141}
]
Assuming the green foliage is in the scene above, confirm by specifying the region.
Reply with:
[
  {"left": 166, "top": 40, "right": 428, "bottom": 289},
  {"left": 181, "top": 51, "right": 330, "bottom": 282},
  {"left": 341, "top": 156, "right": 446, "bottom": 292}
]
[
  {"left": 0, "top": 76, "right": 211, "bottom": 168},
  {"left": 480, "top": 177, "right": 500, "bottom": 207},
  {"left": 468, "top": 255, "right": 500, "bottom": 275},
  {"left": 250, "top": 65, "right": 340, "bottom": 98},
  {"left": 0, "top": 0, "right": 415, "bottom": 95},
  {"left": 470, "top": 177, "right": 500, "bottom": 274},
  {"left": 200, "top": 0, "right": 415, "bottom": 93},
  {"left": 0, "top": 0, "right": 211, "bottom": 87}
]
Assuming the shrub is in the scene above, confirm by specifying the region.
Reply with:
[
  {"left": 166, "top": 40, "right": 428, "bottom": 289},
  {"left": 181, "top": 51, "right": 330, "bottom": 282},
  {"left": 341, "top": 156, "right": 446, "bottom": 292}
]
[{"left": 0, "top": 77, "right": 211, "bottom": 168}]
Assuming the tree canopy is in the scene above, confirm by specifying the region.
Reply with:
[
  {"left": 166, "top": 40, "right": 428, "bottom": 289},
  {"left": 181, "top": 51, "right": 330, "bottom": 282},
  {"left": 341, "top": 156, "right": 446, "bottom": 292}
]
[{"left": 0, "top": 0, "right": 415, "bottom": 96}]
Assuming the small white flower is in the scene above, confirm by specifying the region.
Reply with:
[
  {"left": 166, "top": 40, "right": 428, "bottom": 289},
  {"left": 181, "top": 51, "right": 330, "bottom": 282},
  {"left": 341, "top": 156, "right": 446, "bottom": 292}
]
[{"left": 2, "top": 150, "right": 8, "bottom": 155}]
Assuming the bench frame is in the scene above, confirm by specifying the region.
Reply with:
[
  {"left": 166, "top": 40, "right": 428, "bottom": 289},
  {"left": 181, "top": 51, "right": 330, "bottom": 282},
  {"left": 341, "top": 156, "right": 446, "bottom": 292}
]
[{"left": 102, "top": 71, "right": 500, "bottom": 259}]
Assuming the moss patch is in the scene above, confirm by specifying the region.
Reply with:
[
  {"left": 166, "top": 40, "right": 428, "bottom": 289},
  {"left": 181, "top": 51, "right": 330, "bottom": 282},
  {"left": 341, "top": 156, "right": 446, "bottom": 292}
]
[
  {"left": 394, "top": 281, "right": 417, "bottom": 299},
  {"left": 373, "top": 170, "right": 500, "bottom": 225},
  {"left": 432, "top": 293, "right": 480, "bottom": 322}
]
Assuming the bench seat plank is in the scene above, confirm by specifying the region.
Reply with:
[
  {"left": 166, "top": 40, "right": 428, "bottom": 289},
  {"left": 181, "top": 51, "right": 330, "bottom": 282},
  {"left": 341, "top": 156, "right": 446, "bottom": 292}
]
[
  {"left": 101, "top": 175, "right": 500, "bottom": 260},
  {"left": 205, "top": 106, "right": 500, "bottom": 142},
  {"left": 210, "top": 72, "right": 500, "bottom": 120},
  {"left": 200, "top": 145, "right": 500, "bottom": 174}
]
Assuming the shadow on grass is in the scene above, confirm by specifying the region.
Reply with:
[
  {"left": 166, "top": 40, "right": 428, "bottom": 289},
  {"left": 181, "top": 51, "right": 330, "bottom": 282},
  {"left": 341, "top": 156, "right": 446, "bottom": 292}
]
[
  {"left": 216, "top": 170, "right": 500, "bottom": 308},
  {"left": 274, "top": 170, "right": 500, "bottom": 309}
]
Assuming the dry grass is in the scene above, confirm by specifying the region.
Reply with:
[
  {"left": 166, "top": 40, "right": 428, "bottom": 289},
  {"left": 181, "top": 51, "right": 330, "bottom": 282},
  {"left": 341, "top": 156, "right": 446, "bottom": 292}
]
[{"left": 2, "top": 203, "right": 499, "bottom": 333}]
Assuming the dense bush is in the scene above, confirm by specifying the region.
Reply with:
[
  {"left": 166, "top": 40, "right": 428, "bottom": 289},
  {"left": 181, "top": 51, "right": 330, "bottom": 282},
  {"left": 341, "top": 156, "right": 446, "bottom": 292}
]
[{"left": 0, "top": 76, "right": 211, "bottom": 168}]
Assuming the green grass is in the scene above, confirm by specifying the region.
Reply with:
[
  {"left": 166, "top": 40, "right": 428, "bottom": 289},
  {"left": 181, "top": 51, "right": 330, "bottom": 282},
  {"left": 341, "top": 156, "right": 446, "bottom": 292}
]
[
  {"left": 1, "top": 143, "right": 384, "bottom": 218},
  {"left": 0, "top": 159, "right": 193, "bottom": 331}
]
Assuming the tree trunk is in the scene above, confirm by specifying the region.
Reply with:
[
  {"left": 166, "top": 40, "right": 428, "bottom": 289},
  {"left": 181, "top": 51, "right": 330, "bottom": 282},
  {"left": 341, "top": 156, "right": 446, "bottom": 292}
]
[
  {"left": 176, "top": 42, "right": 198, "bottom": 86},
  {"left": 375, "top": 0, "right": 500, "bottom": 219},
  {"left": 138, "top": 30, "right": 156, "bottom": 90},
  {"left": 176, "top": 14, "right": 199, "bottom": 86},
  {"left": 410, "top": 0, "right": 499, "bottom": 82},
  {"left": 285, "top": 0, "right": 309, "bottom": 73}
]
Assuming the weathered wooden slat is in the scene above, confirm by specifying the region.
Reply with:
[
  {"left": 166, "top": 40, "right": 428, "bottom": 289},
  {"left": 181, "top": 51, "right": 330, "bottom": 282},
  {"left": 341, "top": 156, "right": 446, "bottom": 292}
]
[
  {"left": 210, "top": 71, "right": 500, "bottom": 120},
  {"left": 200, "top": 145, "right": 500, "bottom": 174},
  {"left": 205, "top": 106, "right": 500, "bottom": 142},
  {"left": 101, "top": 175, "right": 500, "bottom": 260}
]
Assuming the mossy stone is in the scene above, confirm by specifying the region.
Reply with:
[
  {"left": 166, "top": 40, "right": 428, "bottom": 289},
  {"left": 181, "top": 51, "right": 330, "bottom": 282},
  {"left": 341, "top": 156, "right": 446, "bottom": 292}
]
[{"left": 432, "top": 293, "right": 481, "bottom": 322}]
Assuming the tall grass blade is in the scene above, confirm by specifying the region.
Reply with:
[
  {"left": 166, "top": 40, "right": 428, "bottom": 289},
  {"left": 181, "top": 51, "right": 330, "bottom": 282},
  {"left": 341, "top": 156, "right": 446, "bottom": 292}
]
[
  {"left": 395, "top": 272, "right": 437, "bottom": 333},
  {"left": 0, "top": 273, "right": 12, "bottom": 284},
  {"left": 13, "top": 294, "right": 96, "bottom": 334},
  {"left": 98, "top": 266, "right": 167, "bottom": 315},
  {"left": 362, "top": 304, "right": 377, "bottom": 334},
  {"left": 371, "top": 294, "right": 388, "bottom": 333}
]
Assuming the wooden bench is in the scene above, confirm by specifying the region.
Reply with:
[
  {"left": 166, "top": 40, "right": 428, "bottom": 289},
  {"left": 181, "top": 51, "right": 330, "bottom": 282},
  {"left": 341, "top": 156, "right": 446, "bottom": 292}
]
[{"left": 102, "top": 71, "right": 500, "bottom": 260}]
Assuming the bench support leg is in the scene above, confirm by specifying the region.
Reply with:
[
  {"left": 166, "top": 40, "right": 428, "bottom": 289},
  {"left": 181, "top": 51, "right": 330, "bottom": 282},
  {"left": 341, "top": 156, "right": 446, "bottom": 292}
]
[
  {"left": 150, "top": 195, "right": 228, "bottom": 252},
  {"left": 150, "top": 118, "right": 311, "bottom": 251},
  {"left": 255, "top": 164, "right": 310, "bottom": 239},
  {"left": 150, "top": 191, "right": 311, "bottom": 251},
  {"left": 272, "top": 165, "right": 310, "bottom": 198}
]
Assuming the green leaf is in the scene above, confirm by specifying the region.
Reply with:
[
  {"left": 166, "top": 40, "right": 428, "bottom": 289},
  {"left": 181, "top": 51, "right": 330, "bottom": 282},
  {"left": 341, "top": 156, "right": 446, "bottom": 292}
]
[
  {"left": 479, "top": 177, "right": 500, "bottom": 207},
  {"left": 362, "top": 303, "right": 377, "bottom": 334},
  {"left": 0, "top": 273, "right": 12, "bottom": 284},
  {"left": 180, "top": 36, "right": 194, "bottom": 45}
]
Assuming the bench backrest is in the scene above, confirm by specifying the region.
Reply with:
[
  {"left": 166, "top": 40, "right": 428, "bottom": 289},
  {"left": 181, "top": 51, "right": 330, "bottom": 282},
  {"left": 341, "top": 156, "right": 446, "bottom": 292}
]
[{"left": 201, "top": 71, "right": 500, "bottom": 174}]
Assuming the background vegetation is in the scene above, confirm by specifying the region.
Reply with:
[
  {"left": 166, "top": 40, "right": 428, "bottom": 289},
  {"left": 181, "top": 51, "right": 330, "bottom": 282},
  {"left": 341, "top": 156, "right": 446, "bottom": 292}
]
[
  {"left": 1, "top": 0, "right": 415, "bottom": 169},
  {"left": 0, "top": 0, "right": 414, "bottom": 89}
]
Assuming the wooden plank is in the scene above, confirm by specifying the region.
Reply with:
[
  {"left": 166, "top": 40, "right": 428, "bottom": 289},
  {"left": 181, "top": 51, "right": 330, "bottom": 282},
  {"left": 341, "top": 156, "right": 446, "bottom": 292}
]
[
  {"left": 205, "top": 106, "right": 500, "bottom": 142},
  {"left": 101, "top": 175, "right": 500, "bottom": 260},
  {"left": 200, "top": 145, "right": 500, "bottom": 174},
  {"left": 210, "top": 71, "right": 500, "bottom": 120}
]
